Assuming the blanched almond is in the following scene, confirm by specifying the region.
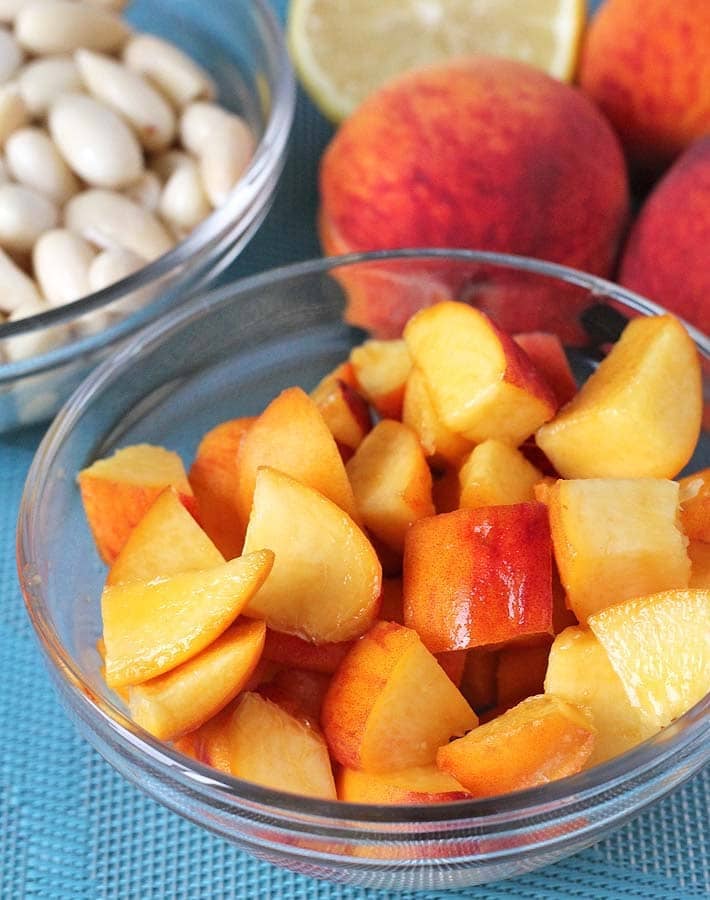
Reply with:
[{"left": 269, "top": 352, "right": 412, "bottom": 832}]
[
  {"left": 199, "top": 115, "right": 255, "bottom": 206},
  {"left": 123, "top": 33, "right": 215, "bottom": 108},
  {"left": 3, "top": 297, "right": 70, "bottom": 361},
  {"left": 18, "top": 56, "right": 83, "bottom": 118},
  {"left": 159, "top": 156, "right": 211, "bottom": 231},
  {"left": 0, "top": 244, "right": 40, "bottom": 312},
  {"left": 0, "top": 182, "right": 58, "bottom": 252},
  {"left": 49, "top": 93, "right": 144, "bottom": 189},
  {"left": 65, "top": 189, "right": 173, "bottom": 260},
  {"left": 15, "top": 1, "right": 130, "bottom": 55},
  {"left": 5, "top": 126, "right": 79, "bottom": 203},
  {"left": 33, "top": 228, "right": 95, "bottom": 307},
  {"left": 75, "top": 49, "right": 176, "bottom": 152},
  {"left": 0, "top": 27, "right": 22, "bottom": 83},
  {"left": 124, "top": 170, "right": 161, "bottom": 212}
]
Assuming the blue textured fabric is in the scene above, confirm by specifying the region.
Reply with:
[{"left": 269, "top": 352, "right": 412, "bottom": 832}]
[{"left": 1, "top": 1, "right": 708, "bottom": 897}]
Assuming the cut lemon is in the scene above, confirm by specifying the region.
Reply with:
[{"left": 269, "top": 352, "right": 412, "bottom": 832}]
[{"left": 287, "top": 0, "right": 586, "bottom": 122}]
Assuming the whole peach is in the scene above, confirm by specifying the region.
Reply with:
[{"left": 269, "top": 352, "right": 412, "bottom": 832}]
[
  {"left": 619, "top": 137, "right": 710, "bottom": 336},
  {"left": 319, "top": 57, "right": 629, "bottom": 338},
  {"left": 579, "top": 0, "right": 710, "bottom": 175}
]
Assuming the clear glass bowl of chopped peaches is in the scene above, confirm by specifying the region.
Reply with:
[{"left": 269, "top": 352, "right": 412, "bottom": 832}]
[{"left": 18, "top": 250, "right": 710, "bottom": 890}]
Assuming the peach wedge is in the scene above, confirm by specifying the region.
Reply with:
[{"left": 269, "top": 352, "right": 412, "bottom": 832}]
[
  {"left": 404, "top": 301, "right": 557, "bottom": 446},
  {"left": 437, "top": 694, "right": 596, "bottom": 797},
  {"left": 322, "top": 621, "right": 477, "bottom": 772},
  {"left": 188, "top": 416, "right": 256, "bottom": 560},
  {"left": 588, "top": 589, "right": 710, "bottom": 730},
  {"left": 102, "top": 549, "right": 274, "bottom": 688},
  {"left": 78, "top": 443, "right": 196, "bottom": 564},
  {"left": 548, "top": 478, "right": 690, "bottom": 622},
  {"left": 402, "top": 365, "right": 473, "bottom": 467},
  {"left": 458, "top": 439, "right": 542, "bottom": 510},
  {"left": 107, "top": 486, "right": 224, "bottom": 586},
  {"left": 128, "top": 619, "right": 266, "bottom": 741},
  {"left": 545, "top": 626, "right": 656, "bottom": 766},
  {"left": 242, "top": 467, "right": 381, "bottom": 642},
  {"left": 346, "top": 419, "right": 435, "bottom": 553},
  {"left": 337, "top": 765, "right": 470, "bottom": 804},
  {"left": 536, "top": 314, "right": 702, "bottom": 478},
  {"left": 349, "top": 338, "right": 412, "bottom": 420},
  {"left": 234, "top": 386, "right": 360, "bottom": 524},
  {"left": 227, "top": 692, "right": 337, "bottom": 799}
]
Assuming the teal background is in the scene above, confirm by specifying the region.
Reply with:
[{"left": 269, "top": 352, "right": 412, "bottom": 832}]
[{"left": 2, "top": 1, "right": 708, "bottom": 897}]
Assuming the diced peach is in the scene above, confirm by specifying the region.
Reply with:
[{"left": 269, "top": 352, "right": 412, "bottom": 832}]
[
  {"left": 458, "top": 439, "right": 541, "bottom": 509},
  {"left": 533, "top": 476, "right": 556, "bottom": 505},
  {"left": 588, "top": 589, "right": 710, "bottom": 729},
  {"left": 78, "top": 444, "right": 196, "bottom": 564},
  {"left": 404, "top": 301, "right": 557, "bottom": 446},
  {"left": 102, "top": 550, "right": 274, "bottom": 687},
  {"left": 310, "top": 370, "right": 372, "bottom": 459},
  {"left": 689, "top": 540, "right": 710, "bottom": 589},
  {"left": 128, "top": 619, "right": 266, "bottom": 740},
  {"left": 435, "top": 650, "right": 467, "bottom": 688},
  {"left": 107, "top": 487, "right": 224, "bottom": 585},
  {"left": 243, "top": 468, "right": 381, "bottom": 642},
  {"left": 191, "top": 701, "right": 236, "bottom": 772},
  {"left": 513, "top": 332, "right": 577, "bottom": 407},
  {"left": 679, "top": 468, "right": 710, "bottom": 542},
  {"left": 262, "top": 629, "right": 352, "bottom": 674},
  {"left": 460, "top": 648, "right": 499, "bottom": 713},
  {"left": 378, "top": 577, "right": 404, "bottom": 624},
  {"left": 496, "top": 641, "right": 552, "bottom": 709},
  {"left": 536, "top": 315, "right": 702, "bottom": 478},
  {"left": 188, "top": 416, "right": 256, "bottom": 560},
  {"left": 403, "top": 503, "right": 553, "bottom": 652},
  {"left": 227, "top": 692, "right": 337, "bottom": 799},
  {"left": 402, "top": 366, "right": 473, "bottom": 466},
  {"left": 322, "top": 621, "right": 477, "bottom": 772},
  {"left": 545, "top": 626, "right": 656, "bottom": 766},
  {"left": 548, "top": 478, "right": 690, "bottom": 622},
  {"left": 350, "top": 338, "right": 412, "bottom": 419},
  {"left": 346, "top": 419, "right": 435, "bottom": 553},
  {"left": 234, "top": 386, "right": 360, "bottom": 524},
  {"left": 436, "top": 694, "right": 596, "bottom": 797},
  {"left": 337, "top": 765, "right": 470, "bottom": 804},
  {"left": 258, "top": 668, "right": 331, "bottom": 725}
]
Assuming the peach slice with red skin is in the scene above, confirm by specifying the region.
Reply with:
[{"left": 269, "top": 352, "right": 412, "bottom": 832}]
[
  {"left": 102, "top": 549, "right": 274, "bottom": 688},
  {"left": 346, "top": 419, "right": 435, "bottom": 553},
  {"left": 128, "top": 619, "right": 266, "bottom": 741},
  {"left": 548, "top": 478, "right": 690, "bottom": 623},
  {"left": 436, "top": 694, "right": 596, "bottom": 797},
  {"left": 536, "top": 314, "right": 702, "bottom": 479},
  {"left": 322, "top": 621, "right": 477, "bottom": 772},
  {"left": 337, "top": 765, "right": 471, "bottom": 804},
  {"left": 678, "top": 468, "right": 710, "bottom": 543},
  {"left": 262, "top": 629, "right": 353, "bottom": 674},
  {"left": 227, "top": 691, "right": 337, "bottom": 799},
  {"left": 310, "top": 367, "right": 372, "bottom": 460},
  {"left": 513, "top": 332, "right": 577, "bottom": 407},
  {"left": 78, "top": 443, "right": 197, "bottom": 564},
  {"left": 349, "top": 338, "right": 412, "bottom": 420},
  {"left": 242, "top": 467, "right": 381, "bottom": 643},
  {"left": 234, "top": 385, "right": 360, "bottom": 524},
  {"left": 404, "top": 301, "right": 557, "bottom": 446},
  {"left": 188, "top": 416, "right": 256, "bottom": 560},
  {"left": 403, "top": 503, "right": 554, "bottom": 653},
  {"left": 107, "top": 486, "right": 224, "bottom": 585}
]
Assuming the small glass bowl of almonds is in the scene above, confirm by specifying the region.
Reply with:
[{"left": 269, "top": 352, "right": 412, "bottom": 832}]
[{"left": 0, "top": 0, "right": 295, "bottom": 431}]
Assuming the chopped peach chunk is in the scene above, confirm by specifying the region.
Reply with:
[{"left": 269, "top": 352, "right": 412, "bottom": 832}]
[
  {"left": 458, "top": 439, "right": 541, "bottom": 509},
  {"left": 346, "top": 419, "right": 434, "bottom": 553},
  {"left": 679, "top": 468, "right": 710, "bottom": 542},
  {"left": 227, "top": 692, "right": 337, "bottom": 799},
  {"left": 536, "top": 315, "right": 702, "bottom": 478},
  {"left": 513, "top": 331, "right": 577, "bottom": 407},
  {"left": 243, "top": 468, "right": 381, "bottom": 642},
  {"left": 78, "top": 443, "right": 196, "bottom": 564},
  {"left": 588, "top": 589, "right": 710, "bottom": 729},
  {"left": 107, "top": 487, "right": 224, "bottom": 585},
  {"left": 102, "top": 550, "right": 274, "bottom": 687},
  {"left": 436, "top": 694, "right": 595, "bottom": 797},
  {"left": 548, "top": 478, "right": 690, "bottom": 622},
  {"left": 262, "top": 629, "right": 352, "bottom": 674},
  {"left": 402, "top": 366, "right": 473, "bottom": 466},
  {"left": 350, "top": 338, "right": 412, "bottom": 419},
  {"left": 322, "top": 621, "right": 477, "bottom": 772},
  {"left": 337, "top": 765, "right": 470, "bottom": 804},
  {"left": 496, "top": 641, "right": 552, "bottom": 709},
  {"left": 188, "top": 416, "right": 256, "bottom": 559},
  {"left": 310, "top": 367, "right": 372, "bottom": 458},
  {"left": 128, "top": 619, "right": 266, "bottom": 740}
]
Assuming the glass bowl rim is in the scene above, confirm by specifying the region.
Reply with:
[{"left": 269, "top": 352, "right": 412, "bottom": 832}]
[
  {"left": 18, "top": 247, "right": 710, "bottom": 830},
  {"left": 0, "top": 0, "right": 296, "bottom": 381}
]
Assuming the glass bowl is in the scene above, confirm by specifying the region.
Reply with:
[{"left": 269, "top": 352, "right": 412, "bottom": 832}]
[
  {"left": 17, "top": 250, "right": 709, "bottom": 890},
  {"left": 0, "top": 0, "right": 295, "bottom": 432}
]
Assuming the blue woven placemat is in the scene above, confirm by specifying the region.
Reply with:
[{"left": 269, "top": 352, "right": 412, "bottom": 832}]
[{"left": 2, "top": 1, "right": 708, "bottom": 897}]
